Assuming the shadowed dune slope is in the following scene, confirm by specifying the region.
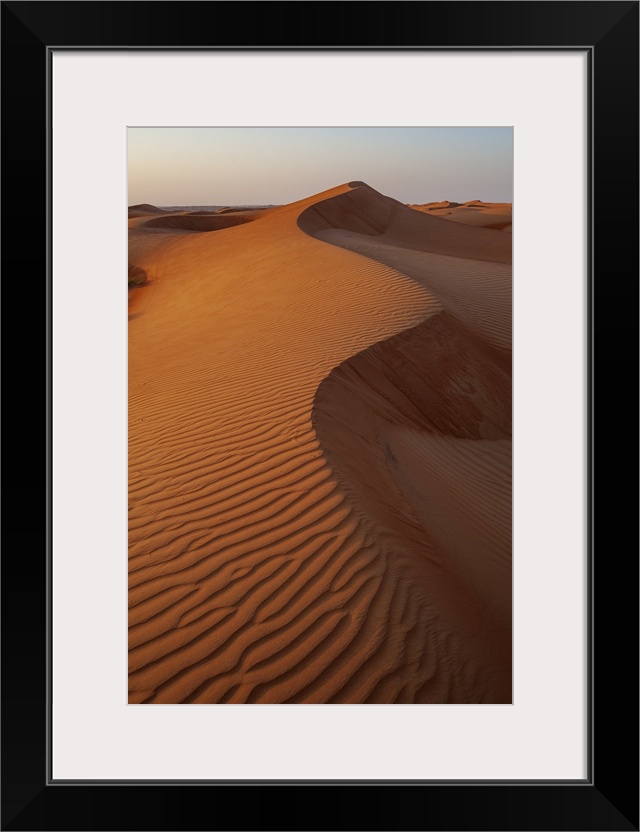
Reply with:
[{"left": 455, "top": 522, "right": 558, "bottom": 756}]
[
  {"left": 306, "top": 189, "right": 511, "bottom": 355},
  {"left": 312, "top": 314, "right": 512, "bottom": 692},
  {"left": 144, "top": 212, "right": 257, "bottom": 233},
  {"left": 129, "top": 181, "right": 511, "bottom": 703},
  {"left": 128, "top": 203, "right": 165, "bottom": 218}
]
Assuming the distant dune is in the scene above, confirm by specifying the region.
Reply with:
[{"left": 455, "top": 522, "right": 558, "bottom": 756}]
[
  {"left": 128, "top": 203, "right": 165, "bottom": 218},
  {"left": 409, "top": 200, "right": 512, "bottom": 232},
  {"left": 128, "top": 181, "right": 512, "bottom": 703}
]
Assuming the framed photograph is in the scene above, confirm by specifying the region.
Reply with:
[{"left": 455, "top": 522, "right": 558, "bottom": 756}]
[{"left": 2, "top": 2, "right": 637, "bottom": 830}]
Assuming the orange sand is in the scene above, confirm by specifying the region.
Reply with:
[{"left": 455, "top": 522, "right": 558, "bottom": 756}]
[{"left": 128, "top": 182, "right": 512, "bottom": 703}]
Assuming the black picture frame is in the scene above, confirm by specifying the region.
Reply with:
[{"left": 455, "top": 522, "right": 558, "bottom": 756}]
[{"left": 2, "top": 2, "right": 638, "bottom": 830}]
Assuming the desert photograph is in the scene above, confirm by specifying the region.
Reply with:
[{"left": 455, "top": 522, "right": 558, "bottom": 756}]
[{"left": 128, "top": 127, "right": 512, "bottom": 704}]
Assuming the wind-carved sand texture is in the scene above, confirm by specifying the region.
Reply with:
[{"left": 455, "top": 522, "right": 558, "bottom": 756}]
[{"left": 128, "top": 182, "right": 512, "bottom": 704}]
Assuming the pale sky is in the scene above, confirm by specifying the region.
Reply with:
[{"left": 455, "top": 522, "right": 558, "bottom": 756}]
[{"left": 128, "top": 127, "right": 512, "bottom": 207}]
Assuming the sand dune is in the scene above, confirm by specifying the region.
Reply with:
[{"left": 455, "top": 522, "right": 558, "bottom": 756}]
[
  {"left": 410, "top": 200, "right": 512, "bottom": 232},
  {"left": 128, "top": 203, "right": 165, "bottom": 218},
  {"left": 128, "top": 181, "right": 511, "bottom": 703}
]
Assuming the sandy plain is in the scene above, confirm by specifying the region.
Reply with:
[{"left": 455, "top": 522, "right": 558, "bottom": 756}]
[{"left": 128, "top": 182, "right": 512, "bottom": 704}]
